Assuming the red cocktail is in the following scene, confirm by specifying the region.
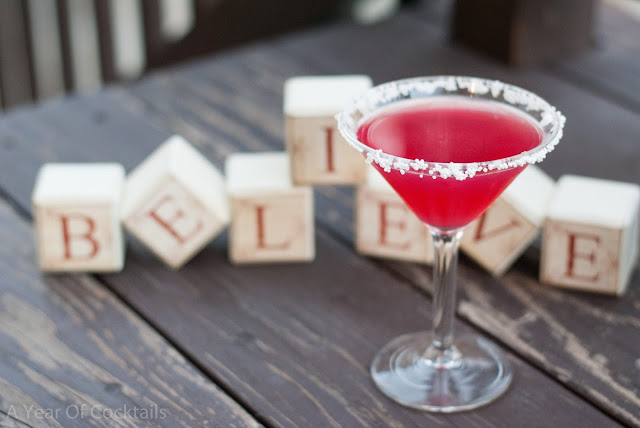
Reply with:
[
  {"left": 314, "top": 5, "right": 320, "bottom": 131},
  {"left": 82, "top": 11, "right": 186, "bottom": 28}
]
[
  {"left": 358, "top": 97, "right": 542, "bottom": 229},
  {"left": 337, "top": 76, "right": 565, "bottom": 412}
]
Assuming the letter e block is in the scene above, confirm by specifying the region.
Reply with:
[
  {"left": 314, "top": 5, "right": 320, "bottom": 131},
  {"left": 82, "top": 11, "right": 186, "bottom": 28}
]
[
  {"left": 121, "top": 135, "right": 230, "bottom": 269},
  {"left": 284, "top": 75, "right": 372, "bottom": 185},
  {"left": 541, "top": 175, "right": 639, "bottom": 295},
  {"left": 32, "top": 163, "right": 125, "bottom": 272},
  {"left": 226, "top": 152, "right": 314, "bottom": 264},
  {"left": 461, "top": 165, "right": 556, "bottom": 276},
  {"left": 356, "top": 167, "right": 433, "bottom": 263}
]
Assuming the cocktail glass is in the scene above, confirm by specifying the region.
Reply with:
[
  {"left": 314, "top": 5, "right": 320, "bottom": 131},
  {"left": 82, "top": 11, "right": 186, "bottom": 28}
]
[{"left": 336, "top": 76, "right": 565, "bottom": 412}]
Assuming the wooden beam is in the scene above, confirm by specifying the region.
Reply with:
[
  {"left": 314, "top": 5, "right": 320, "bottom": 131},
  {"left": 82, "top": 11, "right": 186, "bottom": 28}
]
[{"left": 0, "top": 0, "right": 36, "bottom": 109}]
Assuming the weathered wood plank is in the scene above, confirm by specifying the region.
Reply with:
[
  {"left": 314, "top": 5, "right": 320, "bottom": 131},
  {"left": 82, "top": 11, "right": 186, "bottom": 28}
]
[
  {"left": 0, "top": 61, "right": 623, "bottom": 426},
  {"left": 0, "top": 196, "right": 259, "bottom": 427},
  {"left": 99, "top": 19, "right": 640, "bottom": 425},
  {"left": 109, "top": 229, "right": 624, "bottom": 428}
]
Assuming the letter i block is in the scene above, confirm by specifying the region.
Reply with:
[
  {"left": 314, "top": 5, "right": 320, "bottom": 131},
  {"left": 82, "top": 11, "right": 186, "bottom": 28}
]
[
  {"left": 461, "top": 165, "right": 556, "bottom": 276},
  {"left": 356, "top": 167, "right": 433, "bottom": 263},
  {"left": 284, "top": 75, "right": 372, "bottom": 185},
  {"left": 226, "top": 152, "right": 314, "bottom": 264},
  {"left": 32, "top": 163, "right": 125, "bottom": 272},
  {"left": 121, "top": 135, "right": 230, "bottom": 269},
  {"left": 541, "top": 175, "right": 640, "bottom": 295}
]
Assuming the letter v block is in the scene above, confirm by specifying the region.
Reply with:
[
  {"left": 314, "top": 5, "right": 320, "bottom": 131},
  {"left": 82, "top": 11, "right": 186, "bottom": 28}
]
[
  {"left": 121, "top": 135, "right": 230, "bottom": 269},
  {"left": 284, "top": 75, "right": 372, "bottom": 185},
  {"left": 461, "top": 165, "right": 556, "bottom": 276},
  {"left": 226, "top": 152, "right": 314, "bottom": 264},
  {"left": 356, "top": 167, "right": 433, "bottom": 263},
  {"left": 32, "top": 163, "right": 125, "bottom": 272},
  {"left": 541, "top": 175, "right": 639, "bottom": 295}
]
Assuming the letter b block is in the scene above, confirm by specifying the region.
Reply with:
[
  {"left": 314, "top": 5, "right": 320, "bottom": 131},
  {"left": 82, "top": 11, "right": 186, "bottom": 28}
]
[
  {"left": 356, "top": 167, "right": 433, "bottom": 263},
  {"left": 226, "top": 152, "right": 314, "bottom": 264},
  {"left": 541, "top": 175, "right": 639, "bottom": 295},
  {"left": 32, "top": 163, "right": 125, "bottom": 272},
  {"left": 284, "top": 75, "right": 372, "bottom": 185},
  {"left": 121, "top": 135, "right": 230, "bottom": 269},
  {"left": 461, "top": 165, "right": 556, "bottom": 276}
]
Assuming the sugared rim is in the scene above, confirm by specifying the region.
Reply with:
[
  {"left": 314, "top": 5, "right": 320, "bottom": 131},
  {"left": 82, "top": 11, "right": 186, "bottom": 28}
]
[{"left": 336, "top": 76, "right": 566, "bottom": 180}]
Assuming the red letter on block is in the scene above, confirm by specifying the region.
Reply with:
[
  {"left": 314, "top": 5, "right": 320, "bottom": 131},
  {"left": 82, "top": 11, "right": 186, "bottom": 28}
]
[
  {"left": 148, "top": 194, "right": 203, "bottom": 244},
  {"left": 565, "top": 233, "right": 600, "bottom": 281},
  {"left": 255, "top": 205, "right": 291, "bottom": 250},
  {"left": 323, "top": 127, "right": 335, "bottom": 173},
  {"left": 473, "top": 210, "right": 521, "bottom": 242},
  {"left": 379, "top": 202, "right": 410, "bottom": 250},
  {"left": 60, "top": 214, "right": 99, "bottom": 260}
]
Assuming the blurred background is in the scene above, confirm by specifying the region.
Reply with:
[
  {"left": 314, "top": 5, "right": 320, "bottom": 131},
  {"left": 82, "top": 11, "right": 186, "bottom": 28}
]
[{"left": 0, "top": 0, "right": 638, "bottom": 112}]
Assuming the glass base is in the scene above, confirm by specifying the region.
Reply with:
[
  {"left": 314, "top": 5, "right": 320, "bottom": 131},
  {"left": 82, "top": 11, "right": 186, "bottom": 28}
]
[{"left": 371, "top": 332, "right": 512, "bottom": 412}]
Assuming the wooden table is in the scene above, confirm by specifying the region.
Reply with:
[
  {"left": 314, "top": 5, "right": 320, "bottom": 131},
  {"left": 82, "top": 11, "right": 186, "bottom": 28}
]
[{"left": 0, "top": 2, "right": 638, "bottom": 427}]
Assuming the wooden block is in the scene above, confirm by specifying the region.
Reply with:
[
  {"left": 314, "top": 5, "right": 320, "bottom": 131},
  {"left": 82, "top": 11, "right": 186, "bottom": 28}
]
[
  {"left": 121, "top": 135, "right": 230, "bottom": 269},
  {"left": 284, "top": 75, "right": 372, "bottom": 185},
  {"left": 355, "top": 167, "right": 433, "bottom": 264},
  {"left": 461, "top": 165, "right": 556, "bottom": 276},
  {"left": 452, "top": 0, "right": 595, "bottom": 66},
  {"left": 226, "top": 152, "right": 314, "bottom": 264},
  {"left": 32, "top": 163, "right": 125, "bottom": 272},
  {"left": 541, "top": 175, "right": 640, "bottom": 295}
]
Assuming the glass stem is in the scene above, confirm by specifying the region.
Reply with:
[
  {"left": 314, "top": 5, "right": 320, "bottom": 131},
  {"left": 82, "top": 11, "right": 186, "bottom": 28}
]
[{"left": 430, "top": 229, "right": 464, "bottom": 354}]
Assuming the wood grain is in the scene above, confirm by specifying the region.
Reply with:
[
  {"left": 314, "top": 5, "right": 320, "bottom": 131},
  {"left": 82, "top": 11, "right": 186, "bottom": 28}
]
[
  {"left": 0, "top": 197, "right": 259, "bottom": 427},
  {"left": 0, "top": 52, "right": 625, "bottom": 426}
]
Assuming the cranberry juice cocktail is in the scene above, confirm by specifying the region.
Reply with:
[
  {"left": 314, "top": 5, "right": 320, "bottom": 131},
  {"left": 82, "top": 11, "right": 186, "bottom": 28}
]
[
  {"left": 336, "top": 76, "right": 565, "bottom": 412},
  {"left": 357, "top": 97, "right": 542, "bottom": 229}
]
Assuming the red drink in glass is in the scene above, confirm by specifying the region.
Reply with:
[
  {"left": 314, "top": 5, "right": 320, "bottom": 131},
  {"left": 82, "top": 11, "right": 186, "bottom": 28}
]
[
  {"left": 337, "top": 76, "right": 565, "bottom": 412},
  {"left": 357, "top": 98, "right": 542, "bottom": 229}
]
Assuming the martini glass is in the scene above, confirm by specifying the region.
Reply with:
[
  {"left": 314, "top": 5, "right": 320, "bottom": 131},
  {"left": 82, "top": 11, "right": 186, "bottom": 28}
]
[{"left": 336, "top": 76, "right": 565, "bottom": 412}]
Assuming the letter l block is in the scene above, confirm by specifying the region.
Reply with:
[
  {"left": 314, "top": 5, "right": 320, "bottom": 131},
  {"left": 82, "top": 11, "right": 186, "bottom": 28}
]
[
  {"left": 541, "top": 175, "right": 640, "bottom": 295},
  {"left": 226, "top": 152, "right": 314, "bottom": 264},
  {"left": 121, "top": 135, "right": 230, "bottom": 269},
  {"left": 32, "top": 163, "right": 125, "bottom": 272}
]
